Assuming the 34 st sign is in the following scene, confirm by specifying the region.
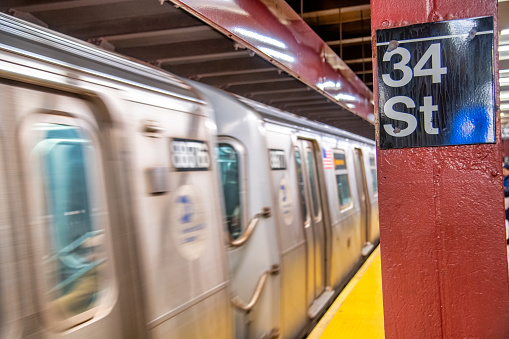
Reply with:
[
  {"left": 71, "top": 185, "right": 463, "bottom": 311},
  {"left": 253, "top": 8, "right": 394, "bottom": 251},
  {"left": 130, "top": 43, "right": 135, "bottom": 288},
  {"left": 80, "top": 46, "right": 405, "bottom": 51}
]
[{"left": 376, "top": 17, "right": 495, "bottom": 149}]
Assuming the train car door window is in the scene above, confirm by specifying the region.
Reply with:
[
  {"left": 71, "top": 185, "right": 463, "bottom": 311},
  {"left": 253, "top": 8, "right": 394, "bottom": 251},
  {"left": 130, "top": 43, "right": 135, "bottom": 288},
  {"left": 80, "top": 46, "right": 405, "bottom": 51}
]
[
  {"left": 369, "top": 154, "right": 378, "bottom": 195},
  {"left": 333, "top": 150, "right": 352, "bottom": 210},
  {"left": 26, "top": 119, "right": 113, "bottom": 329},
  {"left": 299, "top": 139, "right": 326, "bottom": 302},
  {"left": 295, "top": 150, "right": 309, "bottom": 224},
  {"left": 217, "top": 142, "right": 244, "bottom": 240},
  {"left": 354, "top": 148, "right": 371, "bottom": 248},
  {"left": 306, "top": 149, "right": 320, "bottom": 219}
]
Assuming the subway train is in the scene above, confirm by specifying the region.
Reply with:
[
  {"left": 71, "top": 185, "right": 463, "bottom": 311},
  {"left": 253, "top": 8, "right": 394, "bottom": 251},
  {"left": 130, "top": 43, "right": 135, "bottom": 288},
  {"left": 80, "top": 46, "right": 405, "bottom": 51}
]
[{"left": 0, "top": 12, "right": 378, "bottom": 339}]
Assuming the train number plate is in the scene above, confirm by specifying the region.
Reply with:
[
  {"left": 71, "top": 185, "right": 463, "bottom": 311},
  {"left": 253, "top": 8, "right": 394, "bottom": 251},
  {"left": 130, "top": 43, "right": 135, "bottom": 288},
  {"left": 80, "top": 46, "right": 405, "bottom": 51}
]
[
  {"left": 171, "top": 138, "right": 210, "bottom": 171},
  {"left": 269, "top": 149, "right": 286, "bottom": 170}
]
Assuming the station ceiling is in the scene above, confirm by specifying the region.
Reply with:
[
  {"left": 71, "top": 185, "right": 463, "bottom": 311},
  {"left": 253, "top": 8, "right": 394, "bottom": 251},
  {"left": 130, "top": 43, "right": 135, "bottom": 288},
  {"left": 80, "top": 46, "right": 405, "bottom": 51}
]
[
  {"left": 285, "top": 0, "right": 372, "bottom": 90},
  {"left": 1, "top": 0, "right": 376, "bottom": 140},
  {"left": 2, "top": 1, "right": 506, "bottom": 140}
]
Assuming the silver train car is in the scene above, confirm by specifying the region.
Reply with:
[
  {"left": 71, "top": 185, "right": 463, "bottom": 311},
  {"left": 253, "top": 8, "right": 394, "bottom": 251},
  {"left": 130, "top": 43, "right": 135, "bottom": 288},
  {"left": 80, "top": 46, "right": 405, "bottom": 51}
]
[
  {"left": 0, "top": 13, "right": 378, "bottom": 339},
  {"left": 192, "top": 82, "right": 379, "bottom": 339}
]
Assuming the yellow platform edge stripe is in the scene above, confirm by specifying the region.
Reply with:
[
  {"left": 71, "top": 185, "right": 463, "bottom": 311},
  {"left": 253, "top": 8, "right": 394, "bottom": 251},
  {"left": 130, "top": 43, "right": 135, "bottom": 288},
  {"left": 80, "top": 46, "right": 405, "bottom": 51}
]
[{"left": 307, "top": 245, "right": 382, "bottom": 339}]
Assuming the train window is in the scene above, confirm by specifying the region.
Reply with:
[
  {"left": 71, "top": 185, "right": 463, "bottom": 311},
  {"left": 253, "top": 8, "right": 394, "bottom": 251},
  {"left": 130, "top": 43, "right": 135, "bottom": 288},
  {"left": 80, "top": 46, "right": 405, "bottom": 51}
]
[
  {"left": 333, "top": 150, "right": 352, "bottom": 209},
  {"left": 217, "top": 143, "right": 243, "bottom": 240},
  {"left": 29, "top": 121, "right": 112, "bottom": 328},
  {"left": 295, "top": 150, "right": 308, "bottom": 222},
  {"left": 306, "top": 149, "right": 320, "bottom": 218},
  {"left": 369, "top": 155, "right": 378, "bottom": 194}
]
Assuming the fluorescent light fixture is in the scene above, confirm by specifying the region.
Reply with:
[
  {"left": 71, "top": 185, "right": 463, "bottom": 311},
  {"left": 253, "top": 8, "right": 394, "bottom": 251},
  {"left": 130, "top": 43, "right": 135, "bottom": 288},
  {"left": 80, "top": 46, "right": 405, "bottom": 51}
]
[
  {"left": 317, "top": 81, "right": 343, "bottom": 91},
  {"left": 335, "top": 93, "right": 357, "bottom": 102},
  {"left": 259, "top": 47, "right": 294, "bottom": 63},
  {"left": 233, "top": 28, "right": 286, "bottom": 49},
  {"left": 317, "top": 81, "right": 336, "bottom": 90}
]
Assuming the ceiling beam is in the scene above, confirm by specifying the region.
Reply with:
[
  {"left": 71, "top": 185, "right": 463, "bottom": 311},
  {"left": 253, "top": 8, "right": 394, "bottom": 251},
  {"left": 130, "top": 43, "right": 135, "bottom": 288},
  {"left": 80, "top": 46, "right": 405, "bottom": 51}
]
[
  {"left": 159, "top": 51, "right": 251, "bottom": 66},
  {"left": 327, "top": 36, "right": 371, "bottom": 47},
  {"left": 302, "top": 4, "right": 370, "bottom": 17},
  {"left": 282, "top": 99, "right": 330, "bottom": 108},
  {"left": 302, "top": 4, "right": 370, "bottom": 26},
  {"left": 192, "top": 67, "right": 275, "bottom": 80},
  {"left": 101, "top": 26, "right": 221, "bottom": 49},
  {"left": 295, "top": 106, "right": 344, "bottom": 114},
  {"left": 200, "top": 70, "right": 288, "bottom": 86},
  {"left": 267, "top": 94, "right": 323, "bottom": 103},
  {"left": 6, "top": 0, "right": 140, "bottom": 12},
  {"left": 162, "top": 56, "right": 273, "bottom": 78},
  {"left": 117, "top": 37, "right": 236, "bottom": 62},
  {"left": 249, "top": 87, "right": 312, "bottom": 97},
  {"left": 55, "top": 12, "right": 203, "bottom": 39},
  {"left": 227, "top": 80, "right": 306, "bottom": 94},
  {"left": 344, "top": 57, "right": 372, "bottom": 64}
]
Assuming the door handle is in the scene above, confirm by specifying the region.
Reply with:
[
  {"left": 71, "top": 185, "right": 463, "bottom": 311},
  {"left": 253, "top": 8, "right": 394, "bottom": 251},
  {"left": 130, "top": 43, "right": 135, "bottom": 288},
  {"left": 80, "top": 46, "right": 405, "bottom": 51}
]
[
  {"left": 229, "top": 207, "right": 271, "bottom": 247},
  {"left": 231, "top": 264, "right": 280, "bottom": 312}
]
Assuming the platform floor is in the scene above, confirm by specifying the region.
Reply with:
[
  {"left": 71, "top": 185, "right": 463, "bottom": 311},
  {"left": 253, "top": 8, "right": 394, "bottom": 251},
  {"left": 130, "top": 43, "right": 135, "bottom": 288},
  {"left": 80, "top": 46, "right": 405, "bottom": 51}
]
[{"left": 307, "top": 246, "right": 384, "bottom": 339}]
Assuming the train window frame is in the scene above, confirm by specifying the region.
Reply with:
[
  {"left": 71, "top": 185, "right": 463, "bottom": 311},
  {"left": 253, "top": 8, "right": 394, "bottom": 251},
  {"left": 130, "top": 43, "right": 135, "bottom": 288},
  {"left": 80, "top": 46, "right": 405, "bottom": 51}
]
[
  {"left": 19, "top": 112, "right": 117, "bottom": 332},
  {"left": 305, "top": 145, "right": 322, "bottom": 222},
  {"left": 369, "top": 154, "right": 378, "bottom": 197},
  {"left": 294, "top": 148, "right": 310, "bottom": 228},
  {"left": 216, "top": 137, "right": 248, "bottom": 241},
  {"left": 333, "top": 149, "right": 353, "bottom": 211}
]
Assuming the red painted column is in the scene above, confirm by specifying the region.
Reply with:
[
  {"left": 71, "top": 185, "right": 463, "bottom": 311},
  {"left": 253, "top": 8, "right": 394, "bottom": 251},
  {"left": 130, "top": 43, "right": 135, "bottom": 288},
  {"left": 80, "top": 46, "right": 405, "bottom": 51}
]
[{"left": 371, "top": 1, "right": 509, "bottom": 338}]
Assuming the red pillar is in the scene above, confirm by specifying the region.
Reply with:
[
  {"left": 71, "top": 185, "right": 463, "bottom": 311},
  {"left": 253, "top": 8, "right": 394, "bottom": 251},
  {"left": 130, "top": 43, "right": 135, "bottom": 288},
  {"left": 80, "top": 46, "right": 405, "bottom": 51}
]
[{"left": 371, "top": 0, "right": 509, "bottom": 337}]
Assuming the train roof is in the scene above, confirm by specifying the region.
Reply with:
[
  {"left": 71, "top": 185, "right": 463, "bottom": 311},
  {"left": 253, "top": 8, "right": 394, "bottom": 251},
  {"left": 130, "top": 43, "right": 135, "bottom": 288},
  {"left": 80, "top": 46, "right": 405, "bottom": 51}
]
[
  {"left": 0, "top": 13, "right": 201, "bottom": 103},
  {"left": 236, "top": 95, "right": 376, "bottom": 146}
]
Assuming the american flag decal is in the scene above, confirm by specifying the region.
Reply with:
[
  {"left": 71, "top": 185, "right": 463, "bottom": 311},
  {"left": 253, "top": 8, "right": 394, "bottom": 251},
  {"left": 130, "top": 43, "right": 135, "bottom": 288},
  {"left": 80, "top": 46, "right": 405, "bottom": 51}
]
[{"left": 322, "top": 148, "right": 333, "bottom": 169}]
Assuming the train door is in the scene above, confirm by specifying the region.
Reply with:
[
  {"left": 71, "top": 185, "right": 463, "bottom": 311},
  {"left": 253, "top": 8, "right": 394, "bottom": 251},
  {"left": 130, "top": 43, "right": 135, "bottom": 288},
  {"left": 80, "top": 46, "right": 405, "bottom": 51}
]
[
  {"left": 13, "top": 85, "right": 125, "bottom": 338},
  {"left": 295, "top": 139, "right": 327, "bottom": 314},
  {"left": 353, "top": 148, "right": 373, "bottom": 255}
]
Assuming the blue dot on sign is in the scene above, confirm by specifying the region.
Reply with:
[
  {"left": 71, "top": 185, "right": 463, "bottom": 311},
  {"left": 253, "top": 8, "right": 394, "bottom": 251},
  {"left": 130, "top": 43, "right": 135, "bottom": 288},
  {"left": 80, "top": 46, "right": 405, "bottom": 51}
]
[{"left": 449, "top": 105, "right": 494, "bottom": 145}]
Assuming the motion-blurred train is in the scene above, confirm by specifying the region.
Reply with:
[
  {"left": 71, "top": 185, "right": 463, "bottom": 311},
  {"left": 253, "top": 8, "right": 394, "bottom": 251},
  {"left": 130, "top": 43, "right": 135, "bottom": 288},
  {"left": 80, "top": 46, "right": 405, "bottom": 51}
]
[{"left": 0, "top": 13, "right": 378, "bottom": 339}]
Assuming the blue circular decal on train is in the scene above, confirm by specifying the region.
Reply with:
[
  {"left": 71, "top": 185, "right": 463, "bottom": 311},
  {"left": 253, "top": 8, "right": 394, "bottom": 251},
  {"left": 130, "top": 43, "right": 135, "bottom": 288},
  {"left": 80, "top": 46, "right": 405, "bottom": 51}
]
[
  {"left": 279, "top": 177, "right": 294, "bottom": 225},
  {"left": 170, "top": 185, "right": 208, "bottom": 260}
]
